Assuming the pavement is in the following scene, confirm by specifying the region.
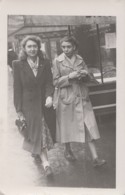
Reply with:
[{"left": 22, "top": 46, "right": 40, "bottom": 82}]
[{"left": 0, "top": 70, "right": 116, "bottom": 190}]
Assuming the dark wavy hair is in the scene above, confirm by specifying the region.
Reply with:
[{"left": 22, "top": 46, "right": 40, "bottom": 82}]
[
  {"left": 60, "top": 36, "right": 78, "bottom": 50},
  {"left": 18, "top": 35, "right": 44, "bottom": 60}
]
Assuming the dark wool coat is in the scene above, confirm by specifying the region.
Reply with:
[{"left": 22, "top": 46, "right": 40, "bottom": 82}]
[{"left": 13, "top": 58, "right": 54, "bottom": 154}]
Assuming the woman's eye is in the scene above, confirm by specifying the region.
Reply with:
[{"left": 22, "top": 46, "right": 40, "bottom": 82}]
[{"left": 27, "top": 45, "right": 37, "bottom": 49}]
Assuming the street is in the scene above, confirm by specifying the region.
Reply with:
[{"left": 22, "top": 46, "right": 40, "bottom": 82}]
[{"left": 0, "top": 70, "right": 116, "bottom": 189}]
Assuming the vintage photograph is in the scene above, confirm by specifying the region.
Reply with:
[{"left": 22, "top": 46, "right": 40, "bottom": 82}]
[{"left": 3, "top": 15, "right": 116, "bottom": 188}]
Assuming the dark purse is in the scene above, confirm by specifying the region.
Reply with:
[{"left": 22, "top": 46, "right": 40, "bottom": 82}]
[
  {"left": 15, "top": 118, "right": 27, "bottom": 137},
  {"left": 81, "top": 73, "right": 99, "bottom": 85}
]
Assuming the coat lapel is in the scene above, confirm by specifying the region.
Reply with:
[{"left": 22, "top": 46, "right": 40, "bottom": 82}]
[
  {"left": 21, "top": 58, "right": 45, "bottom": 82},
  {"left": 57, "top": 53, "right": 83, "bottom": 71},
  {"left": 22, "top": 60, "right": 35, "bottom": 80},
  {"left": 36, "top": 58, "right": 45, "bottom": 79},
  {"left": 74, "top": 55, "right": 83, "bottom": 69},
  {"left": 58, "top": 53, "right": 74, "bottom": 71}
]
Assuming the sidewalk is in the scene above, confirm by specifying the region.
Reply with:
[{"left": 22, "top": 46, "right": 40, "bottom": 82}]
[{"left": 0, "top": 70, "right": 116, "bottom": 189}]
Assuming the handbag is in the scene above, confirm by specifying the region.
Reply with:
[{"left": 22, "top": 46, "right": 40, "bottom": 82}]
[
  {"left": 15, "top": 118, "right": 27, "bottom": 137},
  {"left": 81, "top": 73, "right": 99, "bottom": 85}
]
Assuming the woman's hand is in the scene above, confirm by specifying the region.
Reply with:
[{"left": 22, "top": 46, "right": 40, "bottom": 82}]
[
  {"left": 45, "top": 96, "right": 53, "bottom": 108},
  {"left": 17, "top": 112, "right": 25, "bottom": 121},
  {"left": 68, "top": 71, "right": 81, "bottom": 79},
  {"left": 77, "top": 70, "right": 88, "bottom": 80},
  {"left": 79, "top": 70, "right": 88, "bottom": 77}
]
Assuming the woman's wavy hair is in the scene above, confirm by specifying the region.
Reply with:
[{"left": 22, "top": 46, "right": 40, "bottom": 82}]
[
  {"left": 60, "top": 36, "right": 78, "bottom": 51},
  {"left": 18, "top": 35, "right": 44, "bottom": 60}
]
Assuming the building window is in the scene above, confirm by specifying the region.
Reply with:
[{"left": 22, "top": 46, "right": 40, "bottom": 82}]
[
  {"left": 95, "top": 25, "right": 116, "bottom": 84},
  {"left": 74, "top": 23, "right": 116, "bottom": 84}
]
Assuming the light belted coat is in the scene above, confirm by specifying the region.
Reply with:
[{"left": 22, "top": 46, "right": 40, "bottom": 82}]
[
  {"left": 13, "top": 58, "right": 54, "bottom": 154},
  {"left": 53, "top": 53, "right": 100, "bottom": 143}
]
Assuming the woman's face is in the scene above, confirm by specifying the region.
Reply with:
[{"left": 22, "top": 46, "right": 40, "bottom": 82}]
[
  {"left": 24, "top": 40, "right": 39, "bottom": 58},
  {"left": 61, "top": 41, "right": 75, "bottom": 58}
]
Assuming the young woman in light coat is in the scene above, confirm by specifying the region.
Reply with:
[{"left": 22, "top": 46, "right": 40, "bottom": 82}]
[{"left": 52, "top": 36, "right": 106, "bottom": 167}]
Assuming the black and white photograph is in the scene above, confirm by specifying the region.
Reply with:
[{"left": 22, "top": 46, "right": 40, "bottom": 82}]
[
  {"left": 6, "top": 15, "right": 116, "bottom": 188},
  {"left": 0, "top": 0, "right": 125, "bottom": 195}
]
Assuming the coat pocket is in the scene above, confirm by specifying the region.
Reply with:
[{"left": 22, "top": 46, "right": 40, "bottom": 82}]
[{"left": 60, "top": 86, "right": 74, "bottom": 104}]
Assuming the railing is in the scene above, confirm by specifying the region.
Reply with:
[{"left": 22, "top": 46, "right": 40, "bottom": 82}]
[{"left": 89, "top": 82, "right": 116, "bottom": 121}]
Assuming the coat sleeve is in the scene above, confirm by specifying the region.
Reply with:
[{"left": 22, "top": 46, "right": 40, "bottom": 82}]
[
  {"left": 44, "top": 60, "right": 54, "bottom": 98},
  {"left": 12, "top": 61, "right": 23, "bottom": 113},
  {"left": 52, "top": 59, "right": 71, "bottom": 88}
]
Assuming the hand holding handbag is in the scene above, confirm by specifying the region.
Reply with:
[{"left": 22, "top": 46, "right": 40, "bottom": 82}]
[
  {"left": 80, "top": 73, "right": 99, "bottom": 85},
  {"left": 15, "top": 114, "right": 27, "bottom": 137}
]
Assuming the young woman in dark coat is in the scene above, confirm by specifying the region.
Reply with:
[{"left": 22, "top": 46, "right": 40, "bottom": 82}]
[{"left": 13, "top": 35, "right": 54, "bottom": 176}]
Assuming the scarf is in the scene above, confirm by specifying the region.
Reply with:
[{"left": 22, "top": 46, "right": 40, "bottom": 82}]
[{"left": 27, "top": 57, "right": 39, "bottom": 77}]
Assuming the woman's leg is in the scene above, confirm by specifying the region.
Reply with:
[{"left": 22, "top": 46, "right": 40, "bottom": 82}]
[
  {"left": 85, "top": 124, "right": 106, "bottom": 167},
  {"left": 88, "top": 140, "right": 106, "bottom": 167},
  {"left": 40, "top": 148, "right": 52, "bottom": 175},
  {"left": 64, "top": 143, "right": 76, "bottom": 161},
  {"left": 41, "top": 148, "right": 49, "bottom": 168},
  {"left": 88, "top": 140, "right": 98, "bottom": 160},
  {"left": 65, "top": 143, "right": 71, "bottom": 152}
]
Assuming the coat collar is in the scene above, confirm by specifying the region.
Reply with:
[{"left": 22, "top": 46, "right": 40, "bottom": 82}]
[
  {"left": 21, "top": 58, "right": 45, "bottom": 81},
  {"left": 57, "top": 53, "right": 83, "bottom": 61},
  {"left": 56, "top": 53, "right": 83, "bottom": 69}
]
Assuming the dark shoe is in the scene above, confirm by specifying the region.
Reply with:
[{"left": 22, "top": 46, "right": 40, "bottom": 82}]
[
  {"left": 44, "top": 166, "right": 53, "bottom": 177},
  {"left": 31, "top": 154, "right": 42, "bottom": 163},
  {"left": 93, "top": 158, "right": 106, "bottom": 167},
  {"left": 64, "top": 150, "right": 76, "bottom": 161}
]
